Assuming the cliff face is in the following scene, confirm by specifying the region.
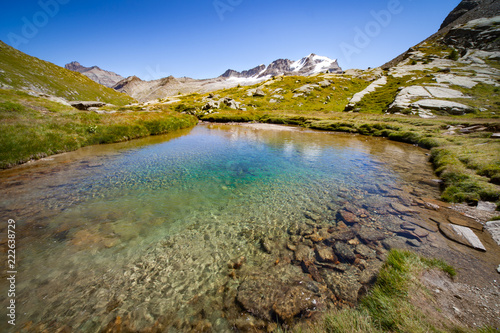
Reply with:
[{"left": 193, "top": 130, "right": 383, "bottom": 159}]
[
  {"left": 382, "top": 0, "right": 500, "bottom": 69},
  {"left": 440, "top": 0, "right": 500, "bottom": 30}
]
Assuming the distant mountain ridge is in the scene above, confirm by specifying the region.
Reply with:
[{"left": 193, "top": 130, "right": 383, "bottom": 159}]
[
  {"left": 65, "top": 61, "right": 125, "bottom": 88},
  {"left": 112, "top": 53, "right": 342, "bottom": 102},
  {"left": 220, "top": 54, "right": 342, "bottom": 80}
]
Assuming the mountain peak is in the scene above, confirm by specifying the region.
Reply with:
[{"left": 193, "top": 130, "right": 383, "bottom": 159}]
[{"left": 220, "top": 54, "right": 342, "bottom": 81}]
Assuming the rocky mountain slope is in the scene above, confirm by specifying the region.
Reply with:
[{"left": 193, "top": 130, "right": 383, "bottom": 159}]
[
  {"left": 0, "top": 41, "right": 135, "bottom": 105},
  {"left": 221, "top": 54, "right": 342, "bottom": 79},
  {"left": 65, "top": 61, "right": 125, "bottom": 88},
  {"left": 113, "top": 54, "right": 342, "bottom": 102}
]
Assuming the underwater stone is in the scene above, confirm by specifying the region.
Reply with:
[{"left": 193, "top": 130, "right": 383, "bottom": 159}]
[
  {"left": 334, "top": 242, "right": 356, "bottom": 264},
  {"left": 261, "top": 238, "right": 274, "bottom": 254},
  {"left": 338, "top": 210, "right": 359, "bottom": 225},
  {"left": 356, "top": 226, "right": 386, "bottom": 243},
  {"left": 315, "top": 245, "right": 337, "bottom": 263},
  {"left": 322, "top": 265, "right": 362, "bottom": 304},
  {"left": 294, "top": 244, "right": 315, "bottom": 262},
  {"left": 237, "top": 276, "right": 322, "bottom": 322},
  {"left": 390, "top": 202, "right": 418, "bottom": 215},
  {"left": 355, "top": 244, "right": 377, "bottom": 259}
]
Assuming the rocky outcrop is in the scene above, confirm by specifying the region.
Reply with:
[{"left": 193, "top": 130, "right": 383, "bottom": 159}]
[
  {"left": 345, "top": 76, "right": 387, "bottom": 111},
  {"left": 440, "top": 0, "right": 480, "bottom": 30},
  {"left": 69, "top": 101, "right": 107, "bottom": 110},
  {"left": 444, "top": 16, "right": 500, "bottom": 51},
  {"left": 202, "top": 97, "right": 242, "bottom": 111},
  {"left": 65, "top": 61, "right": 125, "bottom": 88},
  {"left": 386, "top": 85, "right": 473, "bottom": 117}
]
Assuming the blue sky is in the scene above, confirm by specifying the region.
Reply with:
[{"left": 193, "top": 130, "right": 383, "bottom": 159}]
[{"left": 0, "top": 0, "right": 461, "bottom": 80}]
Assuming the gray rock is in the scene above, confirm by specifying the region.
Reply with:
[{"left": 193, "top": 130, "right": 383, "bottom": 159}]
[
  {"left": 477, "top": 201, "right": 497, "bottom": 212},
  {"left": 382, "top": 236, "right": 408, "bottom": 250},
  {"left": 322, "top": 265, "right": 362, "bottom": 304},
  {"left": 237, "top": 275, "right": 323, "bottom": 321},
  {"left": 202, "top": 100, "right": 219, "bottom": 110},
  {"left": 220, "top": 97, "right": 240, "bottom": 109},
  {"left": 261, "top": 238, "right": 274, "bottom": 254},
  {"left": 329, "top": 228, "right": 356, "bottom": 242},
  {"left": 334, "top": 242, "right": 356, "bottom": 263},
  {"left": 318, "top": 80, "right": 332, "bottom": 88},
  {"left": 390, "top": 202, "right": 418, "bottom": 216},
  {"left": 253, "top": 89, "right": 266, "bottom": 97},
  {"left": 315, "top": 245, "right": 337, "bottom": 263},
  {"left": 412, "top": 99, "right": 474, "bottom": 115},
  {"left": 444, "top": 16, "right": 500, "bottom": 51},
  {"left": 359, "top": 260, "right": 384, "bottom": 285},
  {"left": 70, "top": 101, "right": 107, "bottom": 110},
  {"left": 439, "top": 223, "right": 486, "bottom": 251},
  {"left": 346, "top": 76, "right": 387, "bottom": 111},
  {"left": 355, "top": 244, "right": 377, "bottom": 259},
  {"left": 294, "top": 84, "right": 319, "bottom": 94},
  {"left": 294, "top": 244, "right": 315, "bottom": 262},
  {"left": 485, "top": 221, "right": 500, "bottom": 247},
  {"left": 406, "top": 239, "right": 422, "bottom": 247},
  {"left": 356, "top": 226, "right": 386, "bottom": 243}
]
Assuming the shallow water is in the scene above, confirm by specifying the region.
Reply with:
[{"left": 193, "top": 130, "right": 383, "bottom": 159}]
[{"left": 0, "top": 123, "right": 440, "bottom": 331}]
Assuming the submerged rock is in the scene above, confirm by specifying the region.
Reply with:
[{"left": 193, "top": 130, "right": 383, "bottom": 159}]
[
  {"left": 237, "top": 275, "right": 323, "bottom": 322},
  {"left": 338, "top": 210, "right": 358, "bottom": 225},
  {"left": 294, "top": 244, "right": 315, "bottom": 262},
  {"left": 334, "top": 242, "right": 356, "bottom": 264},
  {"left": 322, "top": 265, "right": 363, "bottom": 304},
  {"left": 315, "top": 245, "right": 337, "bottom": 263}
]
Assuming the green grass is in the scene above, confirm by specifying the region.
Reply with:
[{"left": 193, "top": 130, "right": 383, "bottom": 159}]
[
  {"left": 0, "top": 88, "right": 197, "bottom": 168},
  {"left": 305, "top": 250, "right": 492, "bottom": 333},
  {"left": 0, "top": 40, "right": 135, "bottom": 105}
]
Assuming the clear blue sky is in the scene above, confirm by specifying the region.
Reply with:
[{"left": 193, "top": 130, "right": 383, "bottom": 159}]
[{"left": 0, "top": 0, "right": 461, "bottom": 80}]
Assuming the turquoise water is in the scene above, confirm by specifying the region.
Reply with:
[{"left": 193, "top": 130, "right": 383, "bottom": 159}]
[{"left": 0, "top": 123, "right": 439, "bottom": 331}]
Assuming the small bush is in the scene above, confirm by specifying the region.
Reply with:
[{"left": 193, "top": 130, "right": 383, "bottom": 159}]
[{"left": 448, "top": 49, "right": 460, "bottom": 61}]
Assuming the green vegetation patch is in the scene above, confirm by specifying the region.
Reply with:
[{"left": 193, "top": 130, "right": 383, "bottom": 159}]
[
  {"left": 307, "top": 250, "right": 497, "bottom": 333},
  {"left": 0, "top": 41, "right": 135, "bottom": 105},
  {"left": 0, "top": 88, "right": 197, "bottom": 168}
]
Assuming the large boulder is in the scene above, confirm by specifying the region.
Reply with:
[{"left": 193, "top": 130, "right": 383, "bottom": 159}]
[
  {"left": 294, "top": 84, "right": 319, "bottom": 94},
  {"left": 411, "top": 99, "right": 474, "bottom": 115},
  {"left": 70, "top": 101, "right": 107, "bottom": 110},
  {"left": 202, "top": 100, "right": 220, "bottom": 110},
  {"left": 221, "top": 97, "right": 241, "bottom": 109},
  {"left": 252, "top": 88, "right": 266, "bottom": 97}
]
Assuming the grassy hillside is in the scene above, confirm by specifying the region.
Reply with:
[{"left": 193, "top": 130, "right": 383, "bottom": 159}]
[
  {"left": 0, "top": 40, "right": 135, "bottom": 105},
  {"left": 0, "top": 88, "right": 197, "bottom": 168}
]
